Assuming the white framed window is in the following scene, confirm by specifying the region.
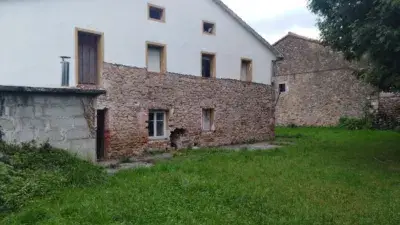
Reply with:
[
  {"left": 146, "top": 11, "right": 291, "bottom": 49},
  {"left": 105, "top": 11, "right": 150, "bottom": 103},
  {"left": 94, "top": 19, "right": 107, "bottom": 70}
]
[
  {"left": 202, "top": 108, "right": 215, "bottom": 131},
  {"left": 148, "top": 110, "right": 167, "bottom": 138}
]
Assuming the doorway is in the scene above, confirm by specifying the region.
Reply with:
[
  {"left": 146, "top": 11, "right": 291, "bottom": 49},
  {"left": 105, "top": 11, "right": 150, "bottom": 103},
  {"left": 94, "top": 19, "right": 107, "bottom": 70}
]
[{"left": 96, "top": 109, "right": 106, "bottom": 160}]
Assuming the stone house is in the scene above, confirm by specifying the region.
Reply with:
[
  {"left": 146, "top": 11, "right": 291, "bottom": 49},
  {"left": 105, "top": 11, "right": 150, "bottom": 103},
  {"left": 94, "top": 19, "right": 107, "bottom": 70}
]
[
  {"left": 0, "top": 0, "right": 281, "bottom": 160},
  {"left": 273, "top": 32, "right": 376, "bottom": 126}
]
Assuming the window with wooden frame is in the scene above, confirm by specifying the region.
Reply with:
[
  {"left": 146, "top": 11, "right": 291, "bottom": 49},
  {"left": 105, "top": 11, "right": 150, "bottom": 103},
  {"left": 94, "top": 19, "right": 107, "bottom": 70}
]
[
  {"left": 75, "top": 28, "right": 104, "bottom": 85},
  {"left": 201, "top": 52, "right": 216, "bottom": 78},
  {"left": 203, "top": 21, "right": 216, "bottom": 35},
  {"left": 148, "top": 110, "right": 167, "bottom": 138},
  {"left": 148, "top": 3, "right": 165, "bottom": 22},
  {"left": 146, "top": 42, "right": 167, "bottom": 73},
  {"left": 240, "top": 58, "right": 253, "bottom": 82}
]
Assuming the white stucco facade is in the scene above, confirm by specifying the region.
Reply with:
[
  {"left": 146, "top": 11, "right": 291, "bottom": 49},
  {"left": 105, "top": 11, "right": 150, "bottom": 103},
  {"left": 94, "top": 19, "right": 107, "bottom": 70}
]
[{"left": 0, "top": 0, "right": 278, "bottom": 87}]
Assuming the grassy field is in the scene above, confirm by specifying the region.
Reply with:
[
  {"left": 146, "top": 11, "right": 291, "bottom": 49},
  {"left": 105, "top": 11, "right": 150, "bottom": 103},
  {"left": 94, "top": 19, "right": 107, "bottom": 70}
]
[{"left": 2, "top": 128, "right": 400, "bottom": 225}]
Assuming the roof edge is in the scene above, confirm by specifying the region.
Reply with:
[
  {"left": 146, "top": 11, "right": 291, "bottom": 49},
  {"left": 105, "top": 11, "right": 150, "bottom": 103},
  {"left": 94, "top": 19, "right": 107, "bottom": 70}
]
[
  {"left": 212, "top": 0, "right": 283, "bottom": 58},
  {"left": 0, "top": 85, "right": 106, "bottom": 95},
  {"left": 273, "top": 32, "right": 321, "bottom": 46}
]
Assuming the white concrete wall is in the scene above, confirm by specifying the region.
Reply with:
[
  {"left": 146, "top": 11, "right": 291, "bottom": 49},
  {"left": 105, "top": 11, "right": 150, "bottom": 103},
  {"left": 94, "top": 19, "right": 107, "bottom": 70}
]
[
  {"left": 0, "top": 0, "right": 277, "bottom": 87},
  {"left": 0, "top": 93, "right": 97, "bottom": 162}
]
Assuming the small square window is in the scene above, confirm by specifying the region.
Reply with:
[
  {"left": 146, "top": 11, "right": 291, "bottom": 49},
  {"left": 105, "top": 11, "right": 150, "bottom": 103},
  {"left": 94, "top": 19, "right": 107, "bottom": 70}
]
[
  {"left": 148, "top": 4, "right": 165, "bottom": 22},
  {"left": 279, "top": 83, "right": 287, "bottom": 93},
  {"left": 201, "top": 52, "right": 216, "bottom": 78},
  {"left": 148, "top": 110, "right": 167, "bottom": 138},
  {"left": 202, "top": 109, "right": 215, "bottom": 131},
  {"left": 203, "top": 21, "right": 216, "bottom": 35}
]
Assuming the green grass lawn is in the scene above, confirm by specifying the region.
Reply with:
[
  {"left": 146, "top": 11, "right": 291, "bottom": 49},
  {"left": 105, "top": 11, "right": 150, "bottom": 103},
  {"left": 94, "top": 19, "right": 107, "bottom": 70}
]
[{"left": 3, "top": 128, "right": 400, "bottom": 225}]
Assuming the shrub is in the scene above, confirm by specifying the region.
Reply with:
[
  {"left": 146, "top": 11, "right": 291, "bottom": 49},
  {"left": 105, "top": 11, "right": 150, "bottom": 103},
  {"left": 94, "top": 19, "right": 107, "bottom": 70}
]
[
  {"left": 372, "top": 112, "right": 400, "bottom": 131},
  {"left": 338, "top": 117, "right": 373, "bottom": 130},
  {"left": 0, "top": 141, "right": 106, "bottom": 214}
]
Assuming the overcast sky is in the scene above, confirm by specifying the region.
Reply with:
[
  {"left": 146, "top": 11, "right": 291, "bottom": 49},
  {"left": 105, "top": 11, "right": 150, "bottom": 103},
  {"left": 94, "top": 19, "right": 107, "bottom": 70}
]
[{"left": 223, "top": 0, "right": 320, "bottom": 44}]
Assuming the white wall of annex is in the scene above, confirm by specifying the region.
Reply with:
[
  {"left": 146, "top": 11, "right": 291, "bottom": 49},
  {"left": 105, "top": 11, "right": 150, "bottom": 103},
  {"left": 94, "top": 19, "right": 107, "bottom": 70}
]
[{"left": 0, "top": 0, "right": 277, "bottom": 87}]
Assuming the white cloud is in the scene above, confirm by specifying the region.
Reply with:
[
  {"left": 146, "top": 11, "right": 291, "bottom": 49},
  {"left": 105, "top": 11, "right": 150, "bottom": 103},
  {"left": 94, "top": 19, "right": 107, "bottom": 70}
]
[{"left": 222, "top": 0, "right": 320, "bottom": 43}]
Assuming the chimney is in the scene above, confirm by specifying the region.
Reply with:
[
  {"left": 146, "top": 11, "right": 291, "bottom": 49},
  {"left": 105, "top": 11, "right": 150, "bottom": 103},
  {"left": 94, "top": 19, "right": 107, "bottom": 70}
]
[{"left": 60, "top": 56, "right": 71, "bottom": 87}]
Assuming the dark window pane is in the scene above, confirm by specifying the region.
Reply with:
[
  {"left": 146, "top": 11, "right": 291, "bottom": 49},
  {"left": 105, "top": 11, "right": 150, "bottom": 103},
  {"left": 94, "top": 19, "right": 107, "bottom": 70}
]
[
  {"left": 149, "top": 112, "right": 154, "bottom": 121},
  {"left": 156, "top": 121, "right": 164, "bottom": 136},
  {"left": 156, "top": 112, "right": 164, "bottom": 121},
  {"left": 279, "top": 84, "right": 286, "bottom": 93},
  {"left": 149, "top": 7, "right": 163, "bottom": 20},
  {"left": 148, "top": 121, "right": 154, "bottom": 137},
  {"left": 203, "top": 22, "right": 215, "bottom": 33},
  {"left": 202, "top": 56, "right": 211, "bottom": 78}
]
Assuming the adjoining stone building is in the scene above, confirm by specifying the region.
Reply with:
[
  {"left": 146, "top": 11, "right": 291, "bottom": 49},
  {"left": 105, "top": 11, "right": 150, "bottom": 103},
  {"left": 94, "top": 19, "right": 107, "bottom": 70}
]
[{"left": 273, "top": 32, "right": 376, "bottom": 126}]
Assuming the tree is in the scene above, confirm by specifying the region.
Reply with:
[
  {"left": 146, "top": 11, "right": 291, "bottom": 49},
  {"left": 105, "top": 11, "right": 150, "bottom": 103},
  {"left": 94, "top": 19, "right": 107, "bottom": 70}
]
[{"left": 308, "top": 0, "right": 400, "bottom": 92}]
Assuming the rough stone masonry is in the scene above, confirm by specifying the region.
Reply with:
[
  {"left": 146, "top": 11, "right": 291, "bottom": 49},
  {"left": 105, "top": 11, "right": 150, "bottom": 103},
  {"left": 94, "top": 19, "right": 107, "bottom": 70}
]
[
  {"left": 273, "top": 33, "right": 376, "bottom": 126},
  {"left": 0, "top": 86, "right": 105, "bottom": 161},
  {"left": 96, "top": 63, "right": 275, "bottom": 159}
]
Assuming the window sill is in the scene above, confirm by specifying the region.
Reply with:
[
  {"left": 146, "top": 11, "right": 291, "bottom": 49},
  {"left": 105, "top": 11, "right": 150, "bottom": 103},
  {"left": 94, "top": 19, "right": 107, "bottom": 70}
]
[
  {"left": 149, "top": 137, "right": 169, "bottom": 141},
  {"left": 148, "top": 18, "right": 165, "bottom": 23},
  {"left": 202, "top": 130, "right": 215, "bottom": 134},
  {"left": 203, "top": 32, "right": 216, "bottom": 36}
]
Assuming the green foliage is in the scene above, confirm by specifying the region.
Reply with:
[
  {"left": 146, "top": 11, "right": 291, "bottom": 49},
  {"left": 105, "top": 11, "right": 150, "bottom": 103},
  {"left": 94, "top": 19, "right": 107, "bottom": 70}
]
[
  {"left": 338, "top": 117, "right": 373, "bottom": 130},
  {"left": 2, "top": 128, "right": 400, "bottom": 224},
  {"left": 372, "top": 112, "right": 400, "bottom": 130},
  {"left": 0, "top": 142, "right": 106, "bottom": 214},
  {"left": 308, "top": 0, "right": 400, "bottom": 92},
  {"left": 339, "top": 113, "right": 400, "bottom": 131}
]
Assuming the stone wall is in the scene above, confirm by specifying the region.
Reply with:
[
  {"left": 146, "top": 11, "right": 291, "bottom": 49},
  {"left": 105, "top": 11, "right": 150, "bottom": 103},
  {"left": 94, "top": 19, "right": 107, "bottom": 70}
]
[
  {"left": 97, "top": 63, "right": 275, "bottom": 158},
  {"left": 273, "top": 33, "right": 376, "bottom": 126},
  {"left": 0, "top": 86, "right": 104, "bottom": 161},
  {"left": 274, "top": 69, "right": 375, "bottom": 126}
]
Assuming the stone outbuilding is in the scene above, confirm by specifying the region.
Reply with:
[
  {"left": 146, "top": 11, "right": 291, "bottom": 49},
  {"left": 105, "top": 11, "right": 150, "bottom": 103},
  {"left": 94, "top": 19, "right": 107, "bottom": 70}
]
[
  {"left": 0, "top": 86, "right": 105, "bottom": 162},
  {"left": 273, "top": 32, "right": 376, "bottom": 126}
]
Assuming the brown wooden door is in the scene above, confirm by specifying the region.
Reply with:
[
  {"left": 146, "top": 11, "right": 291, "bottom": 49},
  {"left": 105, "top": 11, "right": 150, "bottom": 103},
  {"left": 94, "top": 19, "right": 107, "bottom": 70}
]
[{"left": 78, "top": 32, "right": 98, "bottom": 84}]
